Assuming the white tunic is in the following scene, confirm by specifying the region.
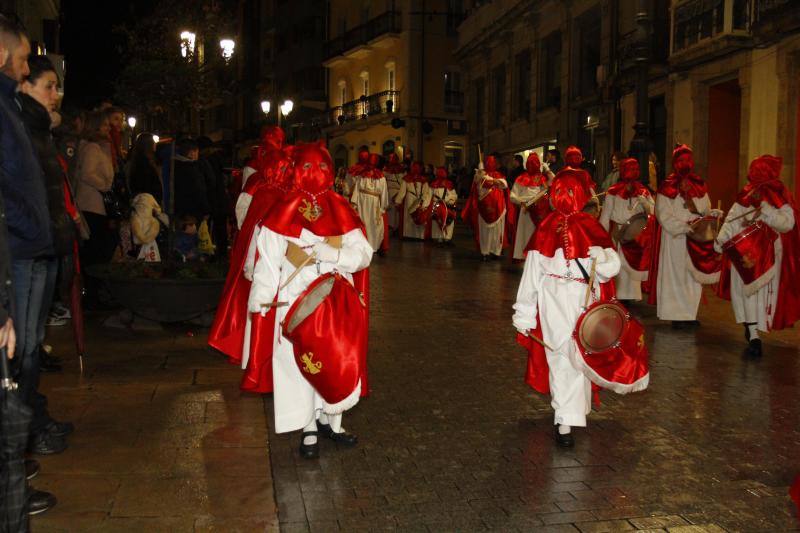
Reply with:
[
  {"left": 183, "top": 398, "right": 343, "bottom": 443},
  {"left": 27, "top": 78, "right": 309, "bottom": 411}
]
[
  {"left": 430, "top": 186, "right": 458, "bottom": 241},
  {"left": 599, "top": 192, "right": 655, "bottom": 300},
  {"left": 350, "top": 175, "right": 389, "bottom": 251},
  {"left": 247, "top": 227, "right": 373, "bottom": 434},
  {"left": 235, "top": 166, "right": 259, "bottom": 229},
  {"left": 715, "top": 202, "right": 795, "bottom": 332},
  {"left": 385, "top": 172, "right": 404, "bottom": 230},
  {"left": 395, "top": 180, "right": 431, "bottom": 240},
  {"left": 509, "top": 182, "right": 545, "bottom": 260},
  {"left": 476, "top": 174, "right": 508, "bottom": 256},
  {"left": 512, "top": 247, "right": 621, "bottom": 427},
  {"left": 654, "top": 193, "right": 712, "bottom": 321}
]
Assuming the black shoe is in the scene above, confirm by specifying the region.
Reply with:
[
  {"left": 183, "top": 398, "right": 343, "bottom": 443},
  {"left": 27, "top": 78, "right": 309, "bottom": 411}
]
[
  {"left": 28, "top": 432, "right": 67, "bottom": 455},
  {"left": 25, "top": 459, "right": 40, "bottom": 480},
  {"left": 745, "top": 339, "right": 762, "bottom": 357},
  {"left": 27, "top": 489, "right": 57, "bottom": 516},
  {"left": 39, "top": 359, "right": 62, "bottom": 373},
  {"left": 377, "top": 249, "right": 386, "bottom": 257},
  {"left": 316, "top": 421, "right": 358, "bottom": 446},
  {"left": 481, "top": 255, "right": 490, "bottom": 262},
  {"left": 44, "top": 420, "right": 74, "bottom": 438},
  {"left": 554, "top": 426, "right": 575, "bottom": 448},
  {"left": 39, "top": 346, "right": 62, "bottom": 365},
  {"left": 299, "top": 431, "right": 319, "bottom": 459}
]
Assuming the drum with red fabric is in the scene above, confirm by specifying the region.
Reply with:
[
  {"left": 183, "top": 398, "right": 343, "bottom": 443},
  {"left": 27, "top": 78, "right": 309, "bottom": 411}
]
[
  {"left": 282, "top": 272, "right": 367, "bottom": 404},
  {"left": 431, "top": 199, "right": 456, "bottom": 228},
  {"left": 722, "top": 221, "right": 779, "bottom": 294},
  {"left": 529, "top": 192, "right": 551, "bottom": 226},
  {"left": 478, "top": 187, "right": 506, "bottom": 223},
  {"left": 411, "top": 200, "right": 433, "bottom": 225},
  {"left": 572, "top": 300, "right": 649, "bottom": 394},
  {"left": 618, "top": 213, "right": 655, "bottom": 272}
]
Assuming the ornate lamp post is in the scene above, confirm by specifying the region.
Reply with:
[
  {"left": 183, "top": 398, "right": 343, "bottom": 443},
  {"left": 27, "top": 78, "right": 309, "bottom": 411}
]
[{"left": 628, "top": 0, "right": 652, "bottom": 186}]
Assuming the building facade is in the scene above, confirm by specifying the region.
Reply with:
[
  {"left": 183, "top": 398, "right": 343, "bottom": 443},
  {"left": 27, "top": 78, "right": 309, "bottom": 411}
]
[{"left": 319, "top": 0, "right": 467, "bottom": 170}]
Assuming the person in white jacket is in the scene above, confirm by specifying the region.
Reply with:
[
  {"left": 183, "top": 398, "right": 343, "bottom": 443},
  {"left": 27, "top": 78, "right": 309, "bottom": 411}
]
[
  {"left": 513, "top": 172, "right": 621, "bottom": 447},
  {"left": 509, "top": 153, "right": 548, "bottom": 260},
  {"left": 350, "top": 153, "right": 388, "bottom": 253},
  {"left": 599, "top": 158, "right": 655, "bottom": 301},
  {"left": 248, "top": 142, "right": 372, "bottom": 459}
]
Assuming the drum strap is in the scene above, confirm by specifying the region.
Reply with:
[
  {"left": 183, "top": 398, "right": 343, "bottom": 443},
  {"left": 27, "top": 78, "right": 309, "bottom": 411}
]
[{"left": 285, "top": 238, "right": 343, "bottom": 269}]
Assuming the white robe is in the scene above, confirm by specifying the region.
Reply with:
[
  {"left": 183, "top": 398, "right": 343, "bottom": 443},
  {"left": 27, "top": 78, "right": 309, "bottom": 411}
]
[
  {"left": 247, "top": 227, "right": 373, "bottom": 434},
  {"left": 235, "top": 166, "right": 259, "bottom": 229},
  {"left": 430, "top": 186, "right": 458, "bottom": 241},
  {"left": 654, "top": 193, "right": 713, "bottom": 321},
  {"left": 509, "top": 182, "right": 545, "bottom": 260},
  {"left": 385, "top": 172, "right": 404, "bottom": 230},
  {"left": 599, "top": 192, "right": 655, "bottom": 300},
  {"left": 350, "top": 175, "right": 388, "bottom": 251},
  {"left": 395, "top": 180, "right": 431, "bottom": 240},
  {"left": 512, "top": 247, "right": 621, "bottom": 427},
  {"left": 715, "top": 202, "right": 795, "bottom": 332},
  {"left": 476, "top": 174, "right": 508, "bottom": 256}
]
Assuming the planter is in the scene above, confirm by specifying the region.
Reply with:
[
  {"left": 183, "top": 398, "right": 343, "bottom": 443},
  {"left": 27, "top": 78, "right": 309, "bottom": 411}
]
[{"left": 87, "top": 264, "right": 226, "bottom": 323}]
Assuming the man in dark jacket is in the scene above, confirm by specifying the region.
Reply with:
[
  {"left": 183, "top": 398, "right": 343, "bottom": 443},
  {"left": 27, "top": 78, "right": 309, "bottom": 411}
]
[{"left": 173, "top": 137, "right": 210, "bottom": 220}]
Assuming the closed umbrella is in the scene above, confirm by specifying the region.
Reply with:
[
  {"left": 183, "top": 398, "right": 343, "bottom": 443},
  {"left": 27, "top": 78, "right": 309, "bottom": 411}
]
[
  {"left": 69, "top": 242, "right": 85, "bottom": 373},
  {"left": 0, "top": 347, "right": 32, "bottom": 533}
]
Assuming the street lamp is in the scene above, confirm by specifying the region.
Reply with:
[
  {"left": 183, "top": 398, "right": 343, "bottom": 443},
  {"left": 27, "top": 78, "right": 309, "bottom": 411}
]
[
  {"left": 180, "top": 31, "right": 196, "bottom": 58},
  {"left": 280, "top": 99, "right": 294, "bottom": 117},
  {"left": 127, "top": 116, "right": 137, "bottom": 129},
  {"left": 260, "top": 100, "right": 271, "bottom": 115},
  {"left": 220, "top": 38, "right": 235, "bottom": 62},
  {"left": 152, "top": 134, "right": 160, "bottom": 144}
]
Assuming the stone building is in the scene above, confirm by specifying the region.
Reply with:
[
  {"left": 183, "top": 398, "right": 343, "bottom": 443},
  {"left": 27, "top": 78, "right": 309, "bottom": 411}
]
[{"left": 319, "top": 0, "right": 467, "bottom": 170}]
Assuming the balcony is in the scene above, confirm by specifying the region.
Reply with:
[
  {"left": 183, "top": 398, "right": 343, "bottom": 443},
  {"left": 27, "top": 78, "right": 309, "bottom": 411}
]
[
  {"left": 751, "top": 0, "right": 800, "bottom": 41},
  {"left": 312, "top": 90, "right": 400, "bottom": 130},
  {"left": 670, "top": 0, "right": 753, "bottom": 65},
  {"left": 324, "top": 11, "right": 402, "bottom": 67},
  {"left": 444, "top": 90, "right": 464, "bottom": 114}
]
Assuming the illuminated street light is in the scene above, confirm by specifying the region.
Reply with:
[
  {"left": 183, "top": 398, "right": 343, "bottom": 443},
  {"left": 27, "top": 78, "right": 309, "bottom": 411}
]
[
  {"left": 280, "top": 99, "right": 294, "bottom": 117},
  {"left": 180, "top": 31, "right": 196, "bottom": 58},
  {"left": 127, "top": 116, "right": 137, "bottom": 129},
  {"left": 220, "top": 39, "right": 235, "bottom": 61},
  {"left": 260, "top": 100, "right": 271, "bottom": 115},
  {"left": 152, "top": 134, "right": 160, "bottom": 144}
]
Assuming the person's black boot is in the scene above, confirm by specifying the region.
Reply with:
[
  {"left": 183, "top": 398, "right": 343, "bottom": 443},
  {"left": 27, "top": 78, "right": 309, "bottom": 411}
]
[
  {"left": 745, "top": 339, "right": 762, "bottom": 358},
  {"left": 554, "top": 425, "right": 575, "bottom": 448},
  {"left": 317, "top": 421, "right": 358, "bottom": 446},
  {"left": 27, "top": 489, "right": 57, "bottom": 515},
  {"left": 299, "top": 431, "right": 319, "bottom": 459},
  {"left": 25, "top": 459, "right": 40, "bottom": 480},
  {"left": 28, "top": 431, "right": 67, "bottom": 455}
]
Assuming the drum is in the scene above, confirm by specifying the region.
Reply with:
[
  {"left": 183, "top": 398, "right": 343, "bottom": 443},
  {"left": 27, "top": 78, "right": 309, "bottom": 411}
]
[
  {"left": 572, "top": 300, "right": 649, "bottom": 394},
  {"left": 282, "top": 272, "right": 366, "bottom": 404},
  {"left": 688, "top": 215, "right": 720, "bottom": 242},
  {"left": 722, "top": 221, "right": 778, "bottom": 290},
  {"left": 618, "top": 212, "right": 650, "bottom": 243},
  {"left": 432, "top": 199, "right": 455, "bottom": 228},
  {"left": 411, "top": 200, "right": 432, "bottom": 225}
]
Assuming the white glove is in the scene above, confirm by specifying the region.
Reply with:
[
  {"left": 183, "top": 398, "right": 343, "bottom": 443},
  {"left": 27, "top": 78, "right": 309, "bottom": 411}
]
[
  {"left": 713, "top": 240, "right": 723, "bottom": 254},
  {"left": 758, "top": 202, "right": 776, "bottom": 224},
  {"left": 587, "top": 246, "right": 607, "bottom": 263},
  {"left": 312, "top": 241, "right": 340, "bottom": 264},
  {"left": 709, "top": 208, "right": 724, "bottom": 218}
]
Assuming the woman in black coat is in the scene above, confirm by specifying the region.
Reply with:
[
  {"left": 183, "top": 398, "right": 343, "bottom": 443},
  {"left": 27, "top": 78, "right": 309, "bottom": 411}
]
[{"left": 127, "top": 133, "right": 163, "bottom": 204}]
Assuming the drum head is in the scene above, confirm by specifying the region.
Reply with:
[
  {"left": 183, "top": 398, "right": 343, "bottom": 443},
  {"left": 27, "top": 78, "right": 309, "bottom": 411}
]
[
  {"left": 620, "top": 213, "right": 649, "bottom": 243},
  {"left": 577, "top": 303, "right": 626, "bottom": 352},
  {"left": 688, "top": 216, "right": 719, "bottom": 242},
  {"left": 285, "top": 276, "right": 335, "bottom": 334}
]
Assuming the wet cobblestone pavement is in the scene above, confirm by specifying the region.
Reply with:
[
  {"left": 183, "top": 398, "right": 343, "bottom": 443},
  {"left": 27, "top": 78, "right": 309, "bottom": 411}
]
[
  {"left": 33, "top": 225, "right": 800, "bottom": 532},
  {"left": 267, "top": 227, "right": 800, "bottom": 532}
]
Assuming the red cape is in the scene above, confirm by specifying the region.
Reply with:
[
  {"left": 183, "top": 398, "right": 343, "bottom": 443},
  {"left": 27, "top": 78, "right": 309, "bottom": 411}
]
[{"left": 461, "top": 172, "right": 514, "bottom": 252}]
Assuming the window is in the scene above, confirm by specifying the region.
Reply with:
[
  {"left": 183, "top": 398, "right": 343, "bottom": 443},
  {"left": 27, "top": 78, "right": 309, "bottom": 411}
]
[
  {"left": 444, "top": 70, "right": 463, "bottom": 113},
  {"left": 387, "top": 68, "right": 395, "bottom": 92},
  {"left": 474, "top": 77, "right": 485, "bottom": 138},
  {"left": 490, "top": 64, "right": 506, "bottom": 128},
  {"left": 514, "top": 49, "right": 531, "bottom": 120},
  {"left": 539, "top": 31, "right": 561, "bottom": 110},
  {"left": 360, "top": 70, "right": 370, "bottom": 97}
]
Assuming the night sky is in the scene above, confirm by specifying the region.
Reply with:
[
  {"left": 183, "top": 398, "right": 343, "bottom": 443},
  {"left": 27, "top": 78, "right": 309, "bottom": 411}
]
[{"left": 60, "top": 0, "right": 156, "bottom": 109}]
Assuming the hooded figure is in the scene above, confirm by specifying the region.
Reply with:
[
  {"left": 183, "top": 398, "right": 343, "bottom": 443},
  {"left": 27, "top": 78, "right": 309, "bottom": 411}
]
[
  {"left": 509, "top": 153, "right": 549, "bottom": 261},
  {"left": 513, "top": 171, "right": 646, "bottom": 448},
  {"left": 383, "top": 153, "right": 406, "bottom": 232},
  {"left": 394, "top": 161, "right": 431, "bottom": 240},
  {"left": 428, "top": 167, "right": 458, "bottom": 243},
  {"left": 460, "top": 155, "right": 513, "bottom": 258},
  {"left": 248, "top": 142, "right": 372, "bottom": 459},
  {"left": 715, "top": 155, "right": 800, "bottom": 357},
  {"left": 599, "top": 158, "right": 656, "bottom": 301},
  {"left": 648, "top": 145, "right": 723, "bottom": 327},
  {"left": 344, "top": 148, "right": 371, "bottom": 197},
  {"left": 236, "top": 126, "right": 287, "bottom": 228},
  {"left": 350, "top": 152, "right": 389, "bottom": 253}
]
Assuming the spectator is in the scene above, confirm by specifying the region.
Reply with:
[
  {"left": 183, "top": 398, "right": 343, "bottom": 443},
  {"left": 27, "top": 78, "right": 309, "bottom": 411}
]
[
  {"left": 542, "top": 148, "right": 562, "bottom": 181},
  {"left": 0, "top": 14, "right": 59, "bottom": 515},
  {"left": 127, "top": 133, "right": 162, "bottom": 204},
  {"left": 19, "top": 55, "right": 77, "bottom": 370},
  {"left": 173, "top": 137, "right": 210, "bottom": 220},
  {"left": 599, "top": 151, "right": 626, "bottom": 192},
  {"left": 174, "top": 214, "right": 200, "bottom": 261},
  {"left": 53, "top": 106, "right": 85, "bottom": 186},
  {"left": 197, "top": 137, "right": 228, "bottom": 260},
  {"left": 75, "top": 110, "right": 116, "bottom": 266},
  {"left": 508, "top": 154, "right": 524, "bottom": 188},
  {"left": 105, "top": 106, "right": 126, "bottom": 163}
]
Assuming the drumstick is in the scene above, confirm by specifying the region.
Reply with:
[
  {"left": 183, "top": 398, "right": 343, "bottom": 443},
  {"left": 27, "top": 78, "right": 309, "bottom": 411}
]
[
  {"left": 525, "top": 189, "right": 548, "bottom": 208},
  {"left": 584, "top": 258, "right": 597, "bottom": 308},
  {"left": 280, "top": 251, "right": 317, "bottom": 290},
  {"left": 728, "top": 207, "right": 760, "bottom": 223},
  {"left": 527, "top": 333, "right": 552, "bottom": 351},
  {"left": 259, "top": 301, "right": 288, "bottom": 309}
]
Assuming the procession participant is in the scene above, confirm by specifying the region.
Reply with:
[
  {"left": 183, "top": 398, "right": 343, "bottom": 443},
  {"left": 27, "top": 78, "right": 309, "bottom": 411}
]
[
  {"left": 715, "top": 155, "right": 800, "bottom": 357},
  {"left": 344, "top": 148, "right": 371, "bottom": 198},
  {"left": 513, "top": 171, "right": 647, "bottom": 448},
  {"left": 350, "top": 152, "right": 389, "bottom": 254},
  {"left": 559, "top": 145, "right": 598, "bottom": 216},
  {"left": 509, "top": 153, "right": 548, "bottom": 261},
  {"left": 461, "top": 155, "right": 513, "bottom": 260},
  {"left": 394, "top": 161, "right": 431, "bottom": 240},
  {"left": 599, "top": 158, "right": 655, "bottom": 301},
  {"left": 208, "top": 142, "right": 293, "bottom": 381},
  {"left": 428, "top": 167, "right": 458, "bottom": 245},
  {"left": 235, "top": 126, "right": 286, "bottom": 228},
  {"left": 383, "top": 153, "right": 405, "bottom": 232},
  {"left": 248, "top": 141, "right": 372, "bottom": 458},
  {"left": 648, "top": 145, "right": 723, "bottom": 328}
]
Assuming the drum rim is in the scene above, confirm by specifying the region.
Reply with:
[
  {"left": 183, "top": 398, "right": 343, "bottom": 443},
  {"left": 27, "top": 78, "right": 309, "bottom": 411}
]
[
  {"left": 620, "top": 212, "right": 650, "bottom": 242},
  {"left": 573, "top": 300, "right": 631, "bottom": 354},
  {"left": 721, "top": 220, "right": 775, "bottom": 250},
  {"left": 282, "top": 272, "right": 339, "bottom": 336}
]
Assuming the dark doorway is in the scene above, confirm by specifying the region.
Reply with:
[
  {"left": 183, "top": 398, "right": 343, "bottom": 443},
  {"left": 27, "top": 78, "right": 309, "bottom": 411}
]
[{"left": 707, "top": 80, "right": 741, "bottom": 210}]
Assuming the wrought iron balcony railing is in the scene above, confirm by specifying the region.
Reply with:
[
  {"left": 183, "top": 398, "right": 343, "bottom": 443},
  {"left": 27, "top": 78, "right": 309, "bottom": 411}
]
[
  {"left": 672, "top": 0, "right": 752, "bottom": 54},
  {"left": 312, "top": 90, "right": 400, "bottom": 129},
  {"left": 325, "top": 11, "right": 402, "bottom": 60}
]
